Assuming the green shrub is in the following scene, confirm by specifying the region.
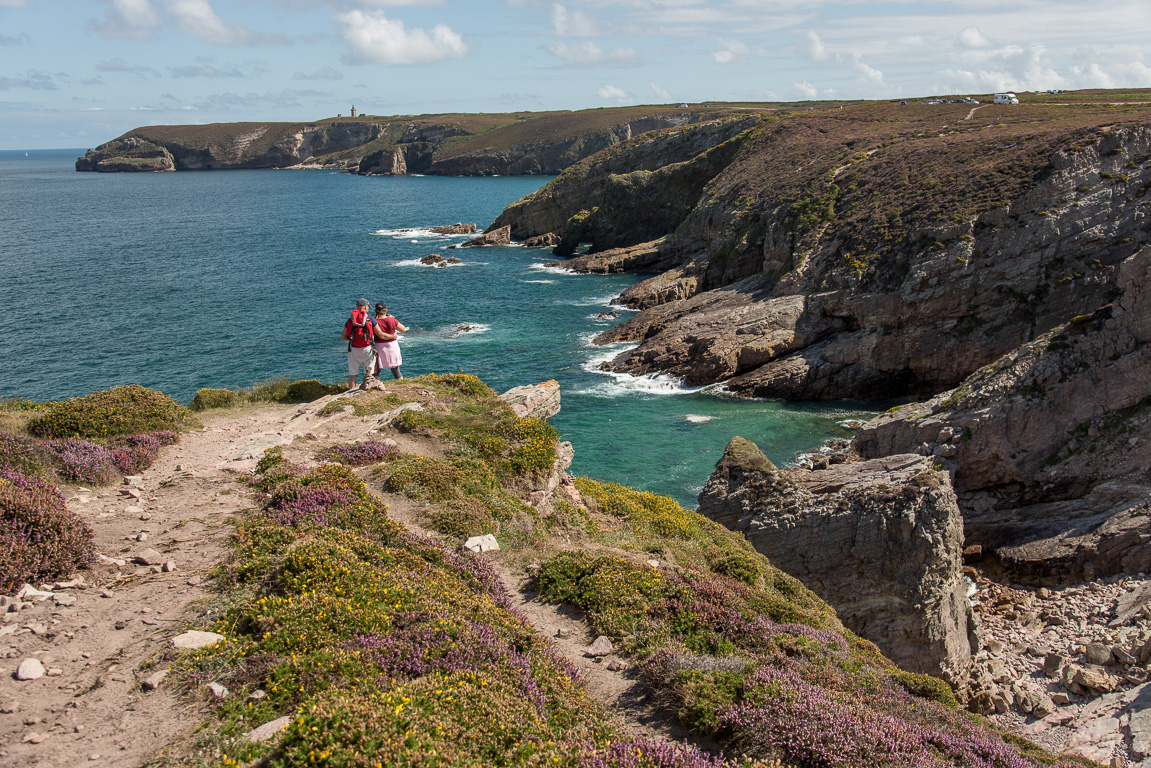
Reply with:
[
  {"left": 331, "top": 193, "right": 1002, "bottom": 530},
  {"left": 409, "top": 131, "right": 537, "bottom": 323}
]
[
  {"left": 190, "top": 388, "right": 238, "bottom": 411},
  {"left": 0, "top": 470, "right": 96, "bottom": 592},
  {"left": 28, "top": 385, "right": 190, "bottom": 439},
  {"left": 429, "top": 497, "right": 496, "bottom": 538},
  {"left": 384, "top": 456, "right": 464, "bottom": 502},
  {"left": 890, "top": 669, "right": 959, "bottom": 708},
  {"left": 285, "top": 379, "right": 343, "bottom": 402}
]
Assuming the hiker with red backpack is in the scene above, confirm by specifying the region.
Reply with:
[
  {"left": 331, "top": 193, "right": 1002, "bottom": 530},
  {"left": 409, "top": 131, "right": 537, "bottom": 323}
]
[{"left": 342, "top": 298, "right": 379, "bottom": 389}]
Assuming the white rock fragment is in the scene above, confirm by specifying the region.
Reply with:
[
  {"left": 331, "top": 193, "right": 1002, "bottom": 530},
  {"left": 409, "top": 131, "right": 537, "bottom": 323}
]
[
  {"left": 207, "top": 682, "right": 229, "bottom": 699},
  {"left": 142, "top": 669, "right": 169, "bottom": 691},
  {"left": 16, "top": 658, "right": 45, "bottom": 680},
  {"left": 15, "top": 584, "right": 53, "bottom": 602},
  {"left": 171, "top": 630, "right": 225, "bottom": 650},
  {"left": 464, "top": 534, "right": 500, "bottom": 553}
]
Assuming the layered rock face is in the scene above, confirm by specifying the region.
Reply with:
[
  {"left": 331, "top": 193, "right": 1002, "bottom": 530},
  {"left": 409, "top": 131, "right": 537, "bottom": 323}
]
[
  {"left": 76, "top": 108, "right": 729, "bottom": 176},
  {"left": 496, "top": 101, "right": 1151, "bottom": 402},
  {"left": 854, "top": 246, "right": 1151, "bottom": 584},
  {"left": 490, "top": 116, "right": 761, "bottom": 253},
  {"left": 697, "top": 437, "right": 974, "bottom": 687}
]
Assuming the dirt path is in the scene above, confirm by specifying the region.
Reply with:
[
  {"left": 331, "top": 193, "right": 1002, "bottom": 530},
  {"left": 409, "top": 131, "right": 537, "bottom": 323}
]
[
  {"left": 963, "top": 104, "right": 989, "bottom": 121},
  {"left": 489, "top": 561, "right": 720, "bottom": 754},
  {"left": 1, "top": 389, "right": 708, "bottom": 765}
]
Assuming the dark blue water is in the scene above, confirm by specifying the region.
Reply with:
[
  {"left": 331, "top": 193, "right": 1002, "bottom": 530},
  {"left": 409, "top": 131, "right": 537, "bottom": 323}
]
[{"left": 0, "top": 149, "right": 877, "bottom": 506}]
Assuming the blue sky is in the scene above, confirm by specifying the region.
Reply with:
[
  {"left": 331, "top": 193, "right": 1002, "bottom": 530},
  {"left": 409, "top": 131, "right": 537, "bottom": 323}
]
[{"left": 1, "top": 0, "right": 1148, "bottom": 149}]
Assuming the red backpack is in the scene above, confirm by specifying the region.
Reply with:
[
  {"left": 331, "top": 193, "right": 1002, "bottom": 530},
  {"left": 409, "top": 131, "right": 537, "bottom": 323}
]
[{"left": 347, "top": 310, "right": 373, "bottom": 348}]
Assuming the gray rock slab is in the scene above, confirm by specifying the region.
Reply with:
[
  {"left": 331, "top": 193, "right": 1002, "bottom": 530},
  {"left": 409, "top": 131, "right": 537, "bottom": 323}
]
[
  {"left": 245, "top": 716, "right": 292, "bottom": 743},
  {"left": 584, "top": 636, "right": 613, "bottom": 657}
]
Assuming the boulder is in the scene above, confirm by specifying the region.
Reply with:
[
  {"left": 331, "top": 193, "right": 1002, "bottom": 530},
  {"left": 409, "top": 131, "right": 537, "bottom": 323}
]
[
  {"left": 698, "top": 438, "right": 974, "bottom": 688},
  {"left": 1074, "top": 665, "right": 1118, "bottom": 693},
  {"left": 522, "top": 232, "right": 561, "bottom": 248},
  {"left": 584, "top": 636, "right": 613, "bottom": 657},
  {"left": 15, "top": 658, "right": 45, "bottom": 681},
  {"left": 499, "top": 380, "right": 561, "bottom": 420},
  {"left": 460, "top": 225, "right": 511, "bottom": 247},
  {"left": 420, "top": 254, "right": 446, "bottom": 265}
]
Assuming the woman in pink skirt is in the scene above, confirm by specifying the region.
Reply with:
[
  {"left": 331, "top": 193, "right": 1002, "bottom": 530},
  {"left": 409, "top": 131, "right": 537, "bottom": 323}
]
[{"left": 373, "top": 303, "right": 408, "bottom": 380}]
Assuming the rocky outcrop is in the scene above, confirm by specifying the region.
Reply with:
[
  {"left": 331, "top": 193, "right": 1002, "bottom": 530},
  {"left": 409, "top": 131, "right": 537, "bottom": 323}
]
[
  {"left": 499, "top": 380, "right": 560, "bottom": 420},
  {"left": 75, "top": 137, "right": 174, "bottom": 172},
  {"left": 545, "top": 238, "right": 677, "bottom": 278},
  {"left": 854, "top": 246, "right": 1151, "bottom": 584},
  {"left": 77, "top": 107, "right": 736, "bottom": 176},
  {"left": 461, "top": 226, "right": 510, "bottom": 247},
  {"left": 491, "top": 101, "right": 1151, "bottom": 402},
  {"left": 697, "top": 437, "right": 974, "bottom": 688},
  {"left": 491, "top": 116, "right": 761, "bottom": 254},
  {"left": 430, "top": 223, "right": 477, "bottom": 235}
]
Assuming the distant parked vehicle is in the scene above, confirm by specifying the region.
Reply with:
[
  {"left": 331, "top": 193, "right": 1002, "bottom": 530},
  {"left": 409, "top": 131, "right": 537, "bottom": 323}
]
[
  {"left": 924, "top": 99, "right": 944, "bottom": 105},
  {"left": 899, "top": 100, "right": 907, "bottom": 105},
  {"left": 962, "top": 97, "right": 979, "bottom": 104},
  {"left": 994, "top": 92, "right": 1020, "bottom": 105}
]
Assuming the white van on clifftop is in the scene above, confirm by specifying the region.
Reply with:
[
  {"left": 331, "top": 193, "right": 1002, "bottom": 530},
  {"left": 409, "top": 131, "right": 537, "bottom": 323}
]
[{"left": 994, "top": 92, "right": 1020, "bottom": 105}]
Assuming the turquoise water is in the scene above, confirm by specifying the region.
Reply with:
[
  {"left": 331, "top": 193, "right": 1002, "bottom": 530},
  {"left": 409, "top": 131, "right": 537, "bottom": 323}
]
[{"left": 0, "top": 149, "right": 878, "bottom": 506}]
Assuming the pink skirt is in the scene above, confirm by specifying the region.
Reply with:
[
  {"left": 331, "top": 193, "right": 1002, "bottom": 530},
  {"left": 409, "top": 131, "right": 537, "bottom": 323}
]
[{"left": 374, "top": 341, "right": 402, "bottom": 367}]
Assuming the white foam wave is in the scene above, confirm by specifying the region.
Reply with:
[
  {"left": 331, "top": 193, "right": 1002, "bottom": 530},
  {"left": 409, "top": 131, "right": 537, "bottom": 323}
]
[
  {"left": 528, "top": 262, "right": 577, "bottom": 276},
  {"left": 586, "top": 311, "right": 620, "bottom": 322},
  {"left": 561, "top": 293, "right": 625, "bottom": 308},
  {"left": 524, "top": 279, "right": 555, "bottom": 284},
  {"left": 372, "top": 227, "right": 472, "bottom": 241},
  {"left": 388, "top": 258, "right": 468, "bottom": 268},
  {"left": 577, "top": 341, "right": 701, "bottom": 396},
  {"left": 444, "top": 322, "right": 490, "bottom": 338},
  {"left": 684, "top": 414, "right": 713, "bottom": 424}
]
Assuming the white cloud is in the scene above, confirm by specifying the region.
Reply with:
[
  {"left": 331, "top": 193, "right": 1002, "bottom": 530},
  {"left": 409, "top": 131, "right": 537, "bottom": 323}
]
[
  {"left": 596, "top": 84, "right": 632, "bottom": 103},
  {"left": 0, "top": 32, "right": 31, "bottom": 46},
  {"left": 650, "top": 81, "right": 671, "bottom": 100},
  {"left": 552, "top": 3, "right": 598, "bottom": 37},
  {"left": 0, "top": 0, "right": 28, "bottom": 6},
  {"left": 854, "top": 60, "right": 886, "bottom": 89},
  {"left": 88, "top": 0, "right": 161, "bottom": 41},
  {"left": 958, "top": 26, "right": 992, "bottom": 49},
  {"left": 794, "top": 80, "right": 817, "bottom": 99},
  {"left": 547, "top": 41, "right": 637, "bottom": 64},
  {"left": 800, "top": 30, "right": 830, "bottom": 62},
  {"left": 293, "top": 67, "right": 344, "bottom": 81},
  {"left": 168, "top": 0, "right": 253, "bottom": 45},
  {"left": 712, "top": 39, "right": 748, "bottom": 64},
  {"left": 338, "top": 10, "right": 467, "bottom": 64}
]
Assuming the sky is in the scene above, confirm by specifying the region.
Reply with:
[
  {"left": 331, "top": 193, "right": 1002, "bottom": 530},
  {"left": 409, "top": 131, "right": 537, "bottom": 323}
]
[{"left": 1, "top": 0, "right": 1149, "bottom": 149}]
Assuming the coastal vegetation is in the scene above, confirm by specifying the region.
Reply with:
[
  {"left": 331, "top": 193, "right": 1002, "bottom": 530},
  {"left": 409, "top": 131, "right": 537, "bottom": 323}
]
[{"left": 0, "top": 375, "right": 1066, "bottom": 768}]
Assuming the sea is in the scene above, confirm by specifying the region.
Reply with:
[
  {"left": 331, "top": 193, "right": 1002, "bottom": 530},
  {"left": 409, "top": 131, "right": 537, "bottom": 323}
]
[{"left": 0, "top": 149, "right": 879, "bottom": 508}]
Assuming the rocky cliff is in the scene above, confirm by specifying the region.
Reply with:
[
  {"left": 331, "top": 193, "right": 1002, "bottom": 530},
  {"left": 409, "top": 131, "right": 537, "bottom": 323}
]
[
  {"left": 76, "top": 107, "right": 740, "bottom": 175},
  {"left": 853, "top": 245, "right": 1151, "bottom": 584},
  {"left": 697, "top": 437, "right": 975, "bottom": 688},
  {"left": 494, "top": 95, "right": 1151, "bottom": 402}
]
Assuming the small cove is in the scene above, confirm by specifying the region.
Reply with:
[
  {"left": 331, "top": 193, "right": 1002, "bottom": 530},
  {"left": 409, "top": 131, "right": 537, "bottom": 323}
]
[{"left": 0, "top": 149, "right": 879, "bottom": 506}]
